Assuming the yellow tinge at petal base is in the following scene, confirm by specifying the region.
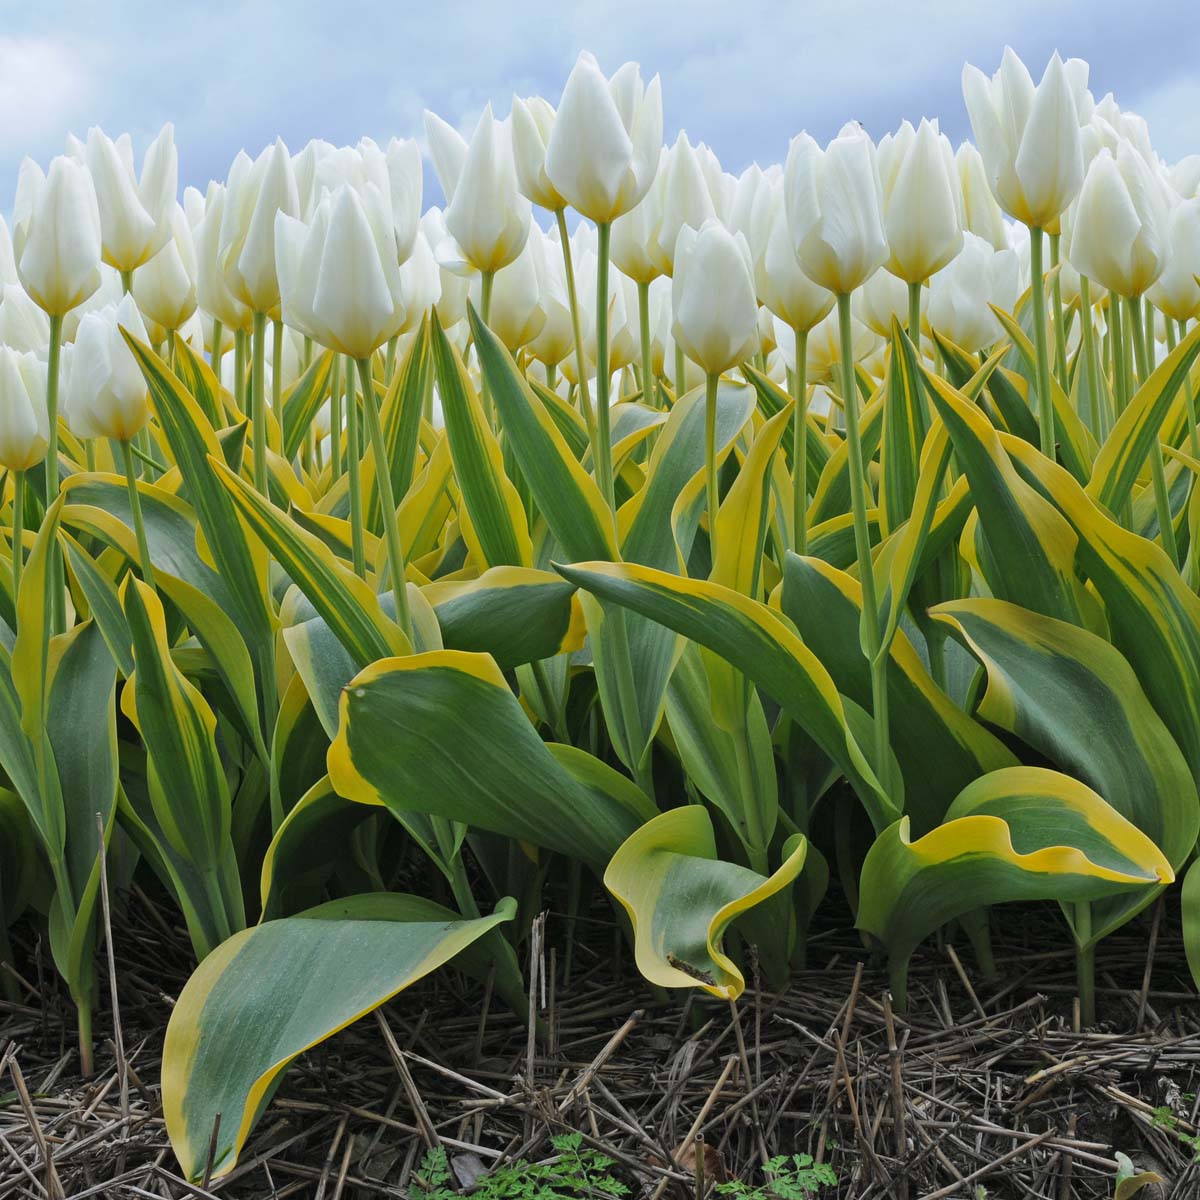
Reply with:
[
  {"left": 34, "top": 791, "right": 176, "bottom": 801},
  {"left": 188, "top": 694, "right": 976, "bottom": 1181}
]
[{"left": 604, "top": 806, "right": 807, "bottom": 999}]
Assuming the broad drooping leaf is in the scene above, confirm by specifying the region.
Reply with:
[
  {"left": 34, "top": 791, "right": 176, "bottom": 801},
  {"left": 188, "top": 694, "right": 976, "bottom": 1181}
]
[
  {"left": 858, "top": 766, "right": 1173, "bottom": 1005},
  {"left": 162, "top": 896, "right": 515, "bottom": 1181},
  {"left": 328, "top": 650, "right": 655, "bottom": 868},
  {"left": 604, "top": 806, "right": 806, "bottom": 999},
  {"left": 933, "top": 596, "right": 1198, "bottom": 942},
  {"left": 557, "top": 561, "right": 897, "bottom": 831}
]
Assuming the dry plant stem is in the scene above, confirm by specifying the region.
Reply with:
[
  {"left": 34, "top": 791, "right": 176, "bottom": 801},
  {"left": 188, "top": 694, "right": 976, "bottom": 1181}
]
[
  {"left": 357, "top": 355, "right": 412, "bottom": 640},
  {"left": 1028, "top": 226, "right": 1056, "bottom": 459}
]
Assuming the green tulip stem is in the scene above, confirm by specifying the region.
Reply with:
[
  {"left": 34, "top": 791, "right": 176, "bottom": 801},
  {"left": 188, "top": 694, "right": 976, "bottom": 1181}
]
[
  {"left": 358, "top": 357, "right": 412, "bottom": 642},
  {"left": 384, "top": 334, "right": 397, "bottom": 384},
  {"left": 554, "top": 208, "right": 597, "bottom": 447},
  {"left": 1128, "top": 295, "right": 1178, "bottom": 567},
  {"left": 838, "top": 292, "right": 889, "bottom": 797},
  {"left": 119, "top": 269, "right": 133, "bottom": 294},
  {"left": 45, "top": 314, "right": 62, "bottom": 506},
  {"left": 1027, "top": 226, "right": 1056, "bottom": 459},
  {"left": 344, "top": 355, "right": 366, "bottom": 577},
  {"left": 1078, "top": 276, "right": 1104, "bottom": 438},
  {"left": 251, "top": 311, "right": 268, "bottom": 495},
  {"left": 1049, "top": 233, "right": 1069, "bottom": 393},
  {"left": 479, "top": 269, "right": 495, "bottom": 426},
  {"left": 594, "top": 221, "right": 616, "bottom": 510},
  {"left": 907, "top": 280, "right": 922, "bottom": 347},
  {"left": 329, "top": 354, "right": 343, "bottom": 480},
  {"left": 11, "top": 470, "right": 24, "bottom": 603},
  {"left": 1172, "top": 318, "right": 1200, "bottom": 455},
  {"left": 271, "top": 317, "right": 285, "bottom": 431},
  {"left": 704, "top": 370, "right": 720, "bottom": 564},
  {"left": 211, "top": 319, "right": 224, "bottom": 375},
  {"left": 675, "top": 344, "right": 686, "bottom": 402},
  {"left": 1075, "top": 900, "right": 1095, "bottom": 1027},
  {"left": 637, "top": 279, "right": 655, "bottom": 407},
  {"left": 44, "top": 312, "right": 66, "bottom": 633},
  {"left": 546, "top": 362, "right": 557, "bottom": 391},
  {"left": 234, "top": 329, "right": 247, "bottom": 411},
  {"left": 792, "top": 325, "right": 810, "bottom": 554},
  {"left": 118, "top": 438, "right": 155, "bottom": 588}
]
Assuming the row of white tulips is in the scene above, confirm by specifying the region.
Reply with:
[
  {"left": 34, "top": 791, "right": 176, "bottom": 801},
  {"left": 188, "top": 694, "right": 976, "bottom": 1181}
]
[{"left": 0, "top": 46, "right": 1198, "bottom": 487}]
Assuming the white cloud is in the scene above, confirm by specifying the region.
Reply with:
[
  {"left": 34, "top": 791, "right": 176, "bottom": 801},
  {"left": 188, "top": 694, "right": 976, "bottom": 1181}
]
[{"left": 0, "top": 36, "right": 92, "bottom": 155}]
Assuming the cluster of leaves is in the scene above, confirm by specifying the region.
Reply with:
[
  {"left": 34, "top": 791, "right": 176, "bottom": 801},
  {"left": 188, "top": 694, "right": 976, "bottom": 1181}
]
[
  {"left": 413, "top": 1135, "right": 629, "bottom": 1200},
  {"left": 3, "top": 278, "right": 1200, "bottom": 1199}
]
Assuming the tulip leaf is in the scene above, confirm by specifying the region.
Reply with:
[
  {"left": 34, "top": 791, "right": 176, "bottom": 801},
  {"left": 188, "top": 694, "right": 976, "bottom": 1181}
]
[
  {"left": 556, "top": 560, "right": 896, "bottom": 831},
  {"left": 162, "top": 895, "right": 516, "bottom": 1182},
  {"left": 782, "top": 555, "right": 1016, "bottom": 834},
  {"left": 468, "top": 308, "right": 616, "bottom": 562},
  {"left": 422, "top": 566, "right": 585, "bottom": 669},
  {"left": 858, "top": 766, "right": 1174, "bottom": 1006},
  {"left": 328, "top": 649, "right": 655, "bottom": 868},
  {"left": 605, "top": 806, "right": 806, "bottom": 999},
  {"left": 209, "top": 454, "right": 409, "bottom": 667},
  {"left": 430, "top": 313, "right": 533, "bottom": 568},
  {"left": 120, "top": 577, "right": 244, "bottom": 958},
  {"left": 924, "top": 371, "right": 1087, "bottom": 624},
  {"left": 1087, "top": 320, "right": 1200, "bottom": 514}
]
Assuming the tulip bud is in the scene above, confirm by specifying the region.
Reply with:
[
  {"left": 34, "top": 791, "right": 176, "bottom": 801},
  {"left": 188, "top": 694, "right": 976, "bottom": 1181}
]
[
  {"left": 64, "top": 293, "right": 152, "bottom": 441},
  {"left": 527, "top": 228, "right": 574, "bottom": 366},
  {"left": 16, "top": 155, "right": 103, "bottom": 316},
  {"left": 1148, "top": 197, "right": 1200, "bottom": 321},
  {"left": 134, "top": 204, "right": 198, "bottom": 333},
  {"left": 1067, "top": 141, "right": 1169, "bottom": 298},
  {"left": 784, "top": 123, "right": 888, "bottom": 295},
  {"left": 927, "top": 231, "right": 1020, "bottom": 352},
  {"left": 195, "top": 182, "right": 252, "bottom": 333},
  {"left": 511, "top": 96, "right": 566, "bottom": 211},
  {"left": 0, "top": 283, "right": 50, "bottom": 352},
  {"left": 962, "top": 48, "right": 1087, "bottom": 229},
  {"left": 386, "top": 138, "right": 423, "bottom": 264},
  {"left": 219, "top": 138, "right": 299, "bottom": 315},
  {"left": 545, "top": 52, "right": 662, "bottom": 224},
  {"left": 429, "top": 105, "right": 530, "bottom": 274},
  {"left": 671, "top": 219, "right": 759, "bottom": 375},
  {"left": 751, "top": 180, "right": 834, "bottom": 332},
  {"left": 275, "top": 184, "right": 406, "bottom": 359},
  {"left": 397, "top": 230, "right": 442, "bottom": 335},
  {"left": 651, "top": 133, "right": 718, "bottom": 277},
  {"left": 0, "top": 347, "right": 49, "bottom": 471},
  {"left": 470, "top": 228, "right": 547, "bottom": 352},
  {"left": 956, "top": 143, "right": 1007, "bottom": 251},
  {"left": 878, "top": 119, "right": 963, "bottom": 283},
  {"left": 610, "top": 151, "right": 666, "bottom": 285},
  {"left": 0, "top": 217, "right": 18, "bottom": 286},
  {"left": 86, "top": 123, "right": 178, "bottom": 273},
  {"left": 854, "top": 268, "right": 911, "bottom": 339}
]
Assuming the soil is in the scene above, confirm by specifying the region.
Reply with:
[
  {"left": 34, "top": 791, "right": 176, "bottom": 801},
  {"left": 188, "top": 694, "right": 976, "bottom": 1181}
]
[{"left": 2, "top": 885, "right": 1198, "bottom": 1199}]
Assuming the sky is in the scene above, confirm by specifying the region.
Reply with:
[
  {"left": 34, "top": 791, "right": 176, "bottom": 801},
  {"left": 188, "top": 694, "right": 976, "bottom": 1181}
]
[{"left": 2, "top": 0, "right": 1200, "bottom": 214}]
